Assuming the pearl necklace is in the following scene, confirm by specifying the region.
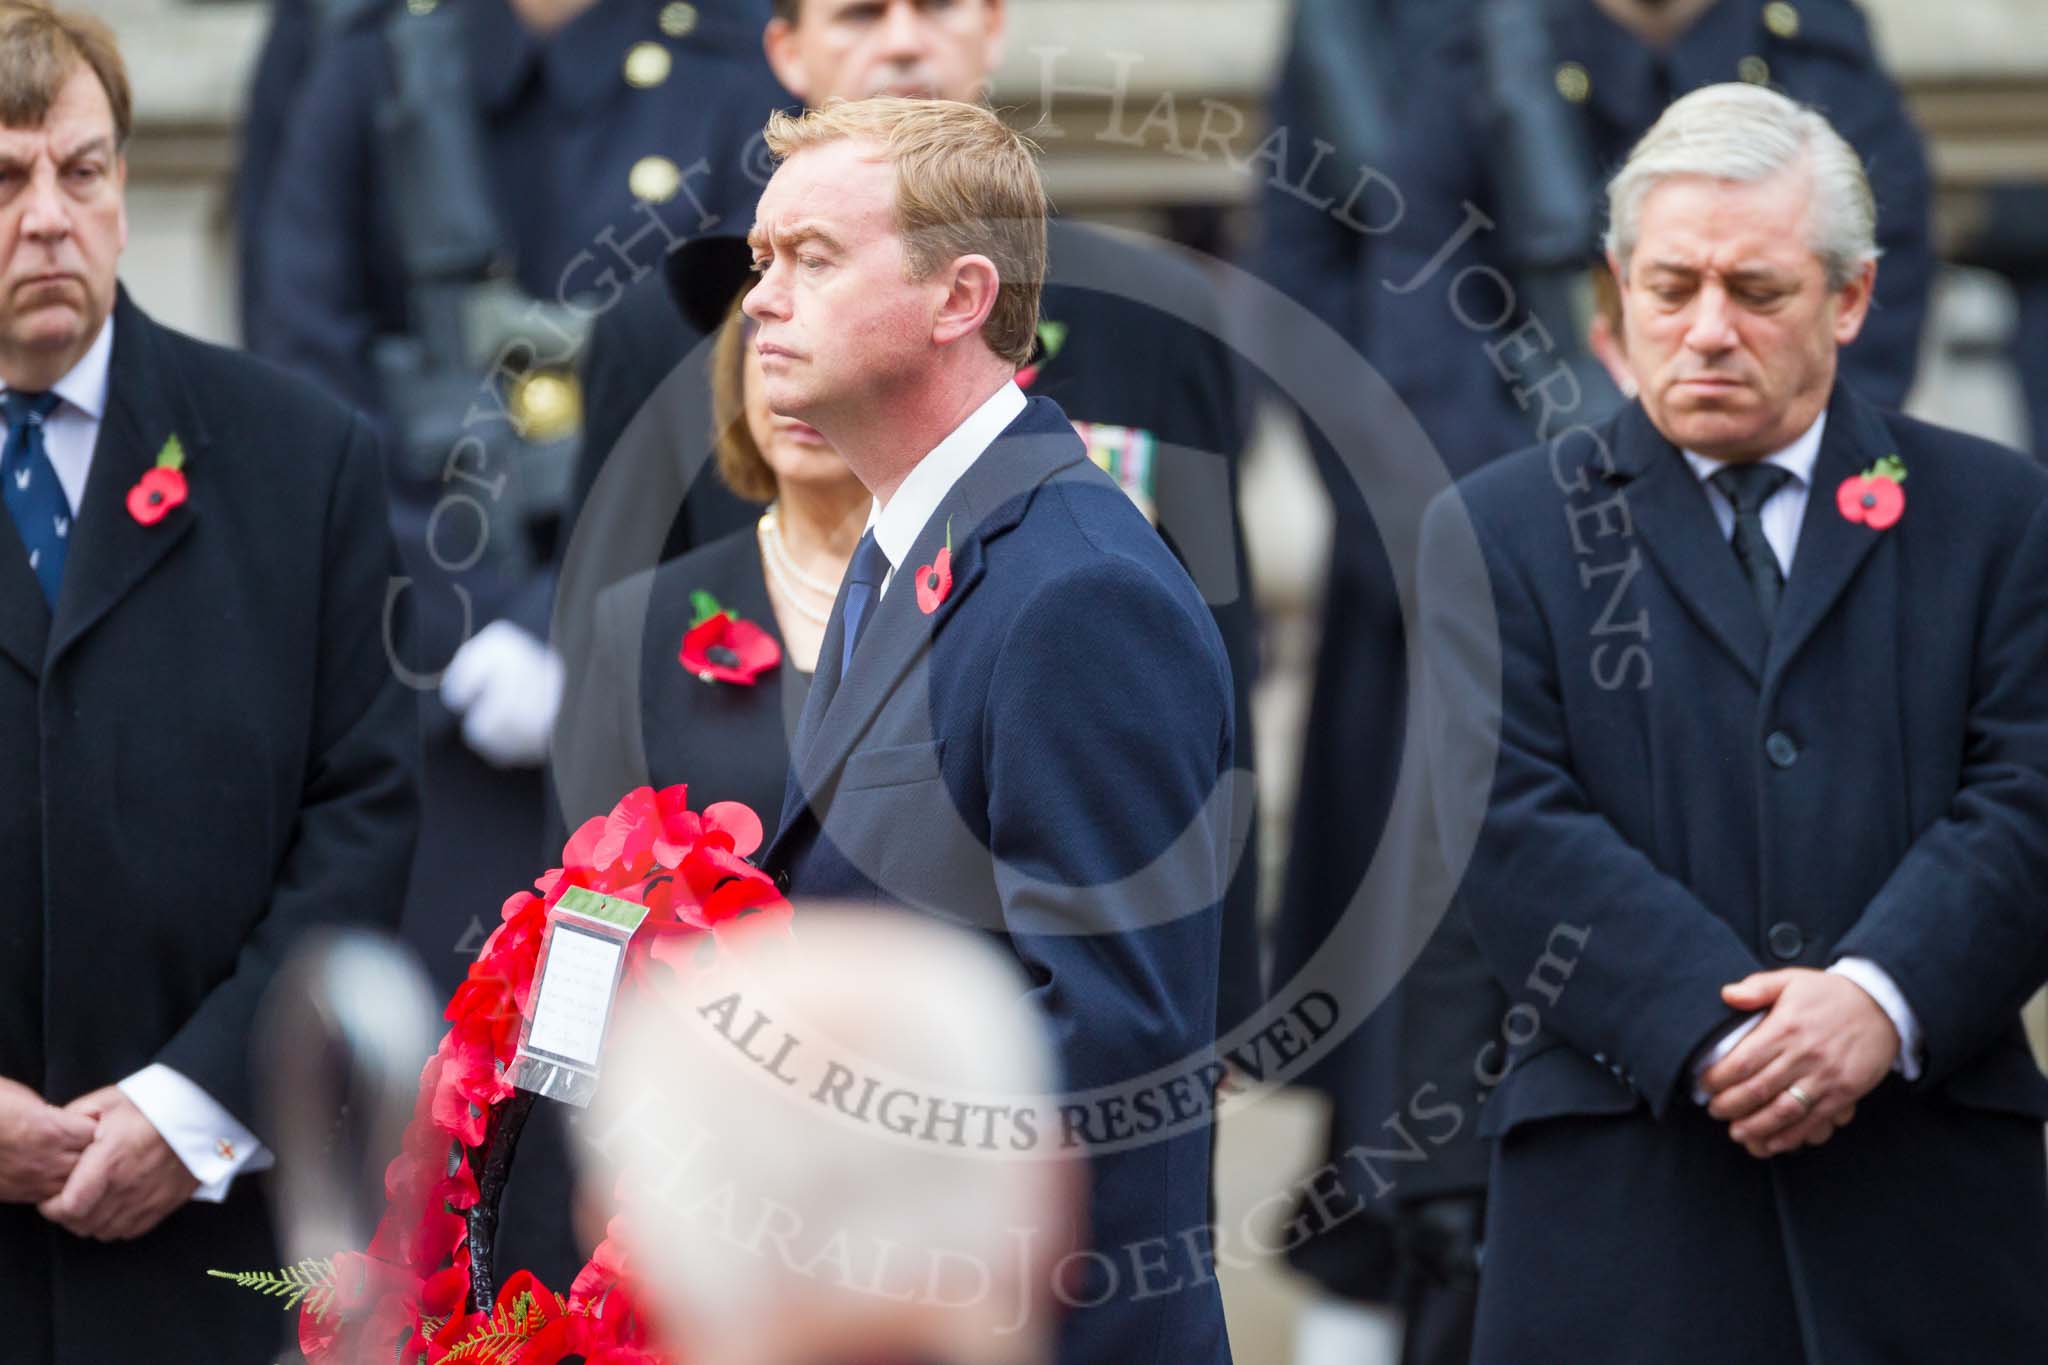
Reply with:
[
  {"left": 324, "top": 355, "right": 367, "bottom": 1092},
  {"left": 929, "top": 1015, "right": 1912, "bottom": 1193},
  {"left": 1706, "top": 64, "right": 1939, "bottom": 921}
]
[{"left": 758, "top": 507, "right": 838, "bottom": 627}]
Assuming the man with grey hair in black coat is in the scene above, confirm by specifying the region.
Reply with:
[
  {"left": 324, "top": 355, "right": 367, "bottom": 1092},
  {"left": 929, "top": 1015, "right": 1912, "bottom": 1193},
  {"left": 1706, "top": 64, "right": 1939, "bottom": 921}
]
[{"left": 1422, "top": 82, "right": 2048, "bottom": 1362}]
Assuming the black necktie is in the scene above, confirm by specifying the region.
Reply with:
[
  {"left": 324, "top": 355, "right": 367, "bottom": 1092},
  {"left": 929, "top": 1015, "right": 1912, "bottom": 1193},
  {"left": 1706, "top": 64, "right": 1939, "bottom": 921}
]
[
  {"left": 838, "top": 530, "right": 891, "bottom": 677},
  {"left": 1710, "top": 463, "right": 1795, "bottom": 627},
  {"left": 2, "top": 390, "right": 69, "bottom": 607}
]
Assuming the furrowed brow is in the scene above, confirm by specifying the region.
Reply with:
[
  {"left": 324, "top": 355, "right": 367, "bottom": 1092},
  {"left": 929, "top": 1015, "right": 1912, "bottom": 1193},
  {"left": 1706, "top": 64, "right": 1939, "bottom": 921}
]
[
  {"left": 776, "top": 224, "right": 845, "bottom": 255},
  {"left": 58, "top": 136, "right": 114, "bottom": 164}
]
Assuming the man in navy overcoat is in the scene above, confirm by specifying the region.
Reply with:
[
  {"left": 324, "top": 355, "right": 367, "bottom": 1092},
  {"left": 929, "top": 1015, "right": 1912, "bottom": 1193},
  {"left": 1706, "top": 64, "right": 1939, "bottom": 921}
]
[
  {"left": 747, "top": 99, "right": 1237, "bottom": 1364},
  {"left": 1423, "top": 83, "right": 2048, "bottom": 1363}
]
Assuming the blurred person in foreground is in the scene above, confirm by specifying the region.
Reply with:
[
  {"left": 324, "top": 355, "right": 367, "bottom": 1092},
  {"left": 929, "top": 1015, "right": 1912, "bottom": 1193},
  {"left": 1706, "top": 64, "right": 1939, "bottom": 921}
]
[
  {"left": 587, "top": 908, "right": 1079, "bottom": 1365},
  {"left": 1422, "top": 82, "right": 2048, "bottom": 1362},
  {"left": 0, "top": 5, "right": 417, "bottom": 1360},
  {"left": 558, "top": 0, "right": 1261, "bottom": 1042},
  {"left": 746, "top": 97, "right": 1237, "bottom": 1363}
]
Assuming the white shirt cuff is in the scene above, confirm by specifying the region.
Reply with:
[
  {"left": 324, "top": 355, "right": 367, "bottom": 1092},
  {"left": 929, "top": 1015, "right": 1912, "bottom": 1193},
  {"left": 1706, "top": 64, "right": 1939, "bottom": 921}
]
[
  {"left": 117, "top": 1065, "right": 274, "bottom": 1203},
  {"left": 1829, "top": 957, "right": 1923, "bottom": 1080},
  {"left": 1690, "top": 1013, "right": 1763, "bottom": 1105}
]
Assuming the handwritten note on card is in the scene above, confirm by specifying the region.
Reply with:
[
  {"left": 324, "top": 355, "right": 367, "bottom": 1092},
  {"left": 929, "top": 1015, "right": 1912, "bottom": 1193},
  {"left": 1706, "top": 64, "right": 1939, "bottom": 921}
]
[{"left": 524, "top": 928, "right": 625, "bottom": 1067}]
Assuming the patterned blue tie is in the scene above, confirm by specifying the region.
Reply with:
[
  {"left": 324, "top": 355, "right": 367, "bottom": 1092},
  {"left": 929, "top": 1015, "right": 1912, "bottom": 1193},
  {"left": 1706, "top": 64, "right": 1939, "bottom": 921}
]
[
  {"left": 839, "top": 530, "right": 891, "bottom": 677},
  {"left": 2, "top": 390, "right": 70, "bottom": 606}
]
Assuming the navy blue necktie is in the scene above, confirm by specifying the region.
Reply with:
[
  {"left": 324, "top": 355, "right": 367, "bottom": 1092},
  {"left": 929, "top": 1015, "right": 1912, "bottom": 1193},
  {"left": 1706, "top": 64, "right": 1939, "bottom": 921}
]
[
  {"left": 839, "top": 530, "right": 891, "bottom": 678},
  {"left": 2, "top": 390, "right": 70, "bottom": 606},
  {"left": 1711, "top": 462, "right": 1795, "bottom": 628}
]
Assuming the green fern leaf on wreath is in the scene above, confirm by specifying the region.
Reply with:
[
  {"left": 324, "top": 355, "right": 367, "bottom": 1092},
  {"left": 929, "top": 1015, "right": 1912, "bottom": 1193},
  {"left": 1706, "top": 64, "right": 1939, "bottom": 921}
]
[
  {"left": 205, "top": 1258, "right": 340, "bottom": 1319},
  {"left": 442, "top": 1290, "right": 549, "bottom": 1361}
]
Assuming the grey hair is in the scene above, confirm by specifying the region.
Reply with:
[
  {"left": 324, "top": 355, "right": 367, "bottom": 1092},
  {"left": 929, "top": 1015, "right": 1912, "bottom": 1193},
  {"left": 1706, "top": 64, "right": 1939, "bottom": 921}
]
[
  {"left": 589, "top": 908, "right": 1069, "bottom": 1364},
  {"left": 1604, "top": 82, "right": 1880, "bottom": 290}
]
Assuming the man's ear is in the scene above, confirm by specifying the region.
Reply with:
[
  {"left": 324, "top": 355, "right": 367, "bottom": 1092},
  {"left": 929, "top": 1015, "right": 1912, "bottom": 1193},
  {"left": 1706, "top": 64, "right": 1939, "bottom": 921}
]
[
  {"left": 930, "top": 254, "right": 1002, "bottom": 348},
  {"left": 763, "top": 18, "right": 809, "bottom": 103},
  {"left": 1831, "top": 259, "right": 1877, "bottom": 348}
]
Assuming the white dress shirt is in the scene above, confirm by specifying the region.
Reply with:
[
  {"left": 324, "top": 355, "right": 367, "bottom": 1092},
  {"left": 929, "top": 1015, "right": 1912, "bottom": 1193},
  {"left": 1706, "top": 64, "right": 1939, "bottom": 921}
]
[
  {"left": 1680, "top": 409, "right": 1826, "bottom": 579},
  {"left": 2, "top": 317, "right": 274, "bottom": 1200},
  {"left": 867, "top": 381, "right": 1028, "bottom": 597},
  {"left": 1682, "top": 412, "right": 1924, "bottom": 1098}
]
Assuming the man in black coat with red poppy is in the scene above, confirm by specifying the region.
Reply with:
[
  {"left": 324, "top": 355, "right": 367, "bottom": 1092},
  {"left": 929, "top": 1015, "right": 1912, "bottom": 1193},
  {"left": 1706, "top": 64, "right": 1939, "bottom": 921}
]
[
  {"left": 0, "top": 10, "right": 417, "bottom": 1362},
  {"left": 1420, "top": 85, "right": 2048, "bottom": 1363}
]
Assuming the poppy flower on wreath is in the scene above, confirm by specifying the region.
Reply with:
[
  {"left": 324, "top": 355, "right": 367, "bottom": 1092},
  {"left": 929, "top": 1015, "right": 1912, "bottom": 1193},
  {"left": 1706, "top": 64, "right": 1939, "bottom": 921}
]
[
  {"left": 679, "top": 589, "right": 781, "bottom": 684},
  {"left": 127, "top": 434, "right": 188, "bottom": 526},
  {"left": 915, "top": 517, "right": 954, "bottom": 615},
  {"left": 1836, "top": 453, "right": 1907, "bottom": 531},
  {"left": 210, "top": 781, "right": 791, "bottom": 1365}
]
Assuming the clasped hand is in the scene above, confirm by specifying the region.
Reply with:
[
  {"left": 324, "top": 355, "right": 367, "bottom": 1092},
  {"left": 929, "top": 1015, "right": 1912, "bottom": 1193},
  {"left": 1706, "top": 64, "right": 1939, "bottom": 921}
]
[
  {"left": 1697, "top": 968, "right": 1899, "bottom": 1159},
  {"left": 0, "top": 1078, "right": 196, "bottom": 1239}
]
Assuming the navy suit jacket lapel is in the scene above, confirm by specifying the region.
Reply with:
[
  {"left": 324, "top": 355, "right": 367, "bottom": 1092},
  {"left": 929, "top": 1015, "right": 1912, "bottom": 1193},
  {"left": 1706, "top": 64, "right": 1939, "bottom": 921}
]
[
  {"left": 1608, "top": 400, "right": 1769, "bottom": 684},
  {"left": 777, "top": 587, "right": 850, "bottom": 842},
  {"left": 767, "top": 400, "right": 1085, "bottom": 870},
  {"left": 47, "top": 292, "right": 206, "bottom": 669},
  {"left": 1764, "top": 385, "right": 1892, "bottom": 686}
]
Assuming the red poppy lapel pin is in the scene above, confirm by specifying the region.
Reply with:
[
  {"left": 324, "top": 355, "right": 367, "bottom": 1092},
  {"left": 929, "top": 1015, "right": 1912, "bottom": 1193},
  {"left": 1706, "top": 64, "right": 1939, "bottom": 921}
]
[
  {"left": 915, "top": 517, "right": 954, "bottom": 616},
  {"left": 1014, "top": 319, "right": 1068, "bottom": 390},
  {"left": 679, "top": 589, "right": 781, "bottom": 685},
  {"left": 1836, "top": 454, "right": 1906, "bottom": 531},
  {"left": 126, "top": 434, "right": 188, "bottom": 526}
]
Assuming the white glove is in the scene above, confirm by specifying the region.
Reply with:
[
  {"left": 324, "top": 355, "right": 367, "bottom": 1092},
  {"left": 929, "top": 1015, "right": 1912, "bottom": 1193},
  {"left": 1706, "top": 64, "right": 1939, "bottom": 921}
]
[{"left": 440, "top": 620, "right": 564, "bottom": 769}]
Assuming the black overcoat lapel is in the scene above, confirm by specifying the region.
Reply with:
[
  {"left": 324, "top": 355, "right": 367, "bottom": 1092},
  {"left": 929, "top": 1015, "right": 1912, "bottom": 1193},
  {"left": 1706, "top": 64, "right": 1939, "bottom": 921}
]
[
  {"left": 0, "top": 512, "right": 47, "bottom": 679},
  {"left": 1605, "top": 401, "right": 1768, "bottom": 684},
  {"left": 1764, "top": 386, "right": 1894, "bottom": 686},
  {"left": 46, "top": 293, "right": 210, "bottom": 669}
]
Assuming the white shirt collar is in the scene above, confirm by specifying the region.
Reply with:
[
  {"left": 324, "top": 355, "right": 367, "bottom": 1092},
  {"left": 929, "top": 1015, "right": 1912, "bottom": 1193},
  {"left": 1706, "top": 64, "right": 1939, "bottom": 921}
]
[
  {"left": 867, "top": 380, "right": 1028, "bottom": 577},
  {"left": 1681, "top": 408, "right": 1827, "bottom": 489},
  {"left": 0, "top": 313, "right": 114, "bottom": 421}
]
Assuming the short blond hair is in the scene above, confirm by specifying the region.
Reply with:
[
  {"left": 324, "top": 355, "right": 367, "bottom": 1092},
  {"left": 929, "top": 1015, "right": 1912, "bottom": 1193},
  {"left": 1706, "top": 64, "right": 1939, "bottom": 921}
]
[{"left": 763, "top": 97, "right": 1047, "bottom": 367}]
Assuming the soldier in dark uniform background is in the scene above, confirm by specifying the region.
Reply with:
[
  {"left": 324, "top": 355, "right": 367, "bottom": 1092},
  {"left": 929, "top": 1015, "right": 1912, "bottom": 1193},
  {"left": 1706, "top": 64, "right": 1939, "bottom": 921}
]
[
  {"left": 1244, "top": 7, "right": 1482, "bottom": 1361},
  {"left": 1951, "top": 182, "right": 2048, "bottom": 458},
  {"left": 1371, "top": 0, "right": 1932, "bottom": 472},
  {"left": 1256, "top": 4, "right": 1936, "bottom": 1362},
  {"left": 553, "top": 0, "right": 1266, "bottom": 1039},
  {"left": 252, "top": 0, "right": 785, "bottom": 998},
  {"left": 249, "top": 0, "right": 790, "bottom": 1283}
]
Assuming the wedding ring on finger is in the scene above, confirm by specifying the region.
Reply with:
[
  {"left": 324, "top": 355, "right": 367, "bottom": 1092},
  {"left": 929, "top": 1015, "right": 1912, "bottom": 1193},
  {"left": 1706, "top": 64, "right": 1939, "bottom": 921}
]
[{"left": 1786, "top": 1082, "right": 1816, "bottom": 1112}]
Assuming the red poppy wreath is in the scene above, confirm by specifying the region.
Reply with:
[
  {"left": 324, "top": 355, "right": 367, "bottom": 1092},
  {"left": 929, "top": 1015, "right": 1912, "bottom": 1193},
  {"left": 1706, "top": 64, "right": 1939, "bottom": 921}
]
[{"left": 211, "top": 784, "right": 791, "bottom": 1364}]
